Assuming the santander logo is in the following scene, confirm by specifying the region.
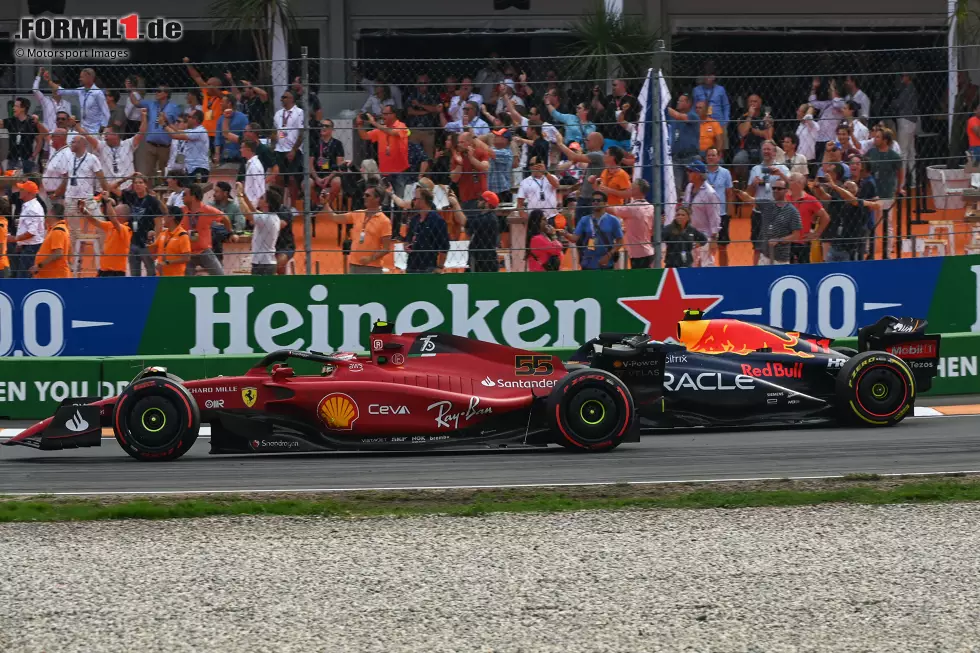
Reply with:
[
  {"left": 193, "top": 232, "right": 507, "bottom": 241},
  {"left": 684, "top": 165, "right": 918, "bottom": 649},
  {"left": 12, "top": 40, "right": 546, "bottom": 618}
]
[
  {"left": 481, "top": 377, "right": 496, "bottom": 387},
  {"left": 65, "top": 410, "right": 89, "bottom": 433}
]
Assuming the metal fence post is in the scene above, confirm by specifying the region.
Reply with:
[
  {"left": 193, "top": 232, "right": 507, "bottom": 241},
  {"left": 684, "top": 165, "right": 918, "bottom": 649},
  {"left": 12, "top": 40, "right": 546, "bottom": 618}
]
[
  {"left": 301, "top": 46, "right": 313, "bottom": 275},
  {"left": 652, "top": 40, "right": 666, "bottom": 268}
]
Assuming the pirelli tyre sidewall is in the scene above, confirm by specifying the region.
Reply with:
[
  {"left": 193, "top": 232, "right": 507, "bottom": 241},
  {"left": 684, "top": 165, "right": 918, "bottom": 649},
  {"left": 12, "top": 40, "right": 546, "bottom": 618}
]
[
  {"left": 113, "top": 374, "right": 200, "bottom": 461},
  {"left": 547, "top": 368, "right": 635, "bottom": 451},
  {"left": 836, "top": 351, "right": 916, "bottom": 427}
]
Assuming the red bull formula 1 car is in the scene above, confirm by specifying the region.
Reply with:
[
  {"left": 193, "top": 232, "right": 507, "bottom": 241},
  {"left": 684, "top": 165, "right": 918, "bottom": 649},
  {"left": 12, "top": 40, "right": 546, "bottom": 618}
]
[{"left": 3, "top": 314, "right": 940, "bottom": 461}]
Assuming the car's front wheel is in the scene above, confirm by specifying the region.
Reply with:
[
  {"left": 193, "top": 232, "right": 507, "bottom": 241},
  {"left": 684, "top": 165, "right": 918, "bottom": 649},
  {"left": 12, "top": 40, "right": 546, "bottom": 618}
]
[
  {"left": 547, "top": 369, "right": 635, "bottom": 451},
  {"left": 835, "top": 351, "right": 916, "bottom": 426},
  {"left": 113, "top": 374, "right": 200, "bottom": 461}
]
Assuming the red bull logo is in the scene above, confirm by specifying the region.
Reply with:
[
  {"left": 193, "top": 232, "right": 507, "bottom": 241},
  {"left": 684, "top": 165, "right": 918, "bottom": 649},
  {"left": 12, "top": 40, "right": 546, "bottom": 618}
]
[
  {"left": 677, "top": 319, "right": 815, "bottom": 358},
  {"left": 740, "top": 362, "right": 804, "bottom": 378}
]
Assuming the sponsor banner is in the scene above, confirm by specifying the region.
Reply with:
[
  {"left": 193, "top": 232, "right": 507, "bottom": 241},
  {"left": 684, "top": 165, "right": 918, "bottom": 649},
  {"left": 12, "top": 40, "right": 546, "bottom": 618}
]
[{"left": 3, "top": 256, "right": 979, "bottom": 358}]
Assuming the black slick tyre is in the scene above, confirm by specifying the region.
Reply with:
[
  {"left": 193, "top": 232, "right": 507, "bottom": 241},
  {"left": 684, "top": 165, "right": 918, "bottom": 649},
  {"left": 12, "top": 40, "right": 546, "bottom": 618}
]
[
  {"left": 547, "top": 368, "right": 635, "bottom": 451},
  {"left": 835, "top": 351, "right": 915, "bottom": 427},
  {"left": 113, "top": 374, "right": 200, "bottom": 461}
]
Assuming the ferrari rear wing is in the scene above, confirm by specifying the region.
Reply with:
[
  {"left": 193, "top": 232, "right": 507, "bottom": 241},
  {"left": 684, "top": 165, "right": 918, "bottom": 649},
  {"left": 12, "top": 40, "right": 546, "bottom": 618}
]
[{"left": 855, "top": 316, "right": 941, "bottom": 392}]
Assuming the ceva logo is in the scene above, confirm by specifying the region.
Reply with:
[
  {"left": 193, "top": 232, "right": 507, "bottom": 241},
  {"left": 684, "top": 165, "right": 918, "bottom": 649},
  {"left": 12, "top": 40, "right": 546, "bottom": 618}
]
[{"left": 481, "top": 377, "right": 496, "bottom": 387}]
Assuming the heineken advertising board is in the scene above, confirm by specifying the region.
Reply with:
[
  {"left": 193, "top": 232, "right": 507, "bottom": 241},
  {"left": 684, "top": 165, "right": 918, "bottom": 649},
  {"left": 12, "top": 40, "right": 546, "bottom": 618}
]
[{"left": 0, "top": 256, "right": 978, "bottom": 358}]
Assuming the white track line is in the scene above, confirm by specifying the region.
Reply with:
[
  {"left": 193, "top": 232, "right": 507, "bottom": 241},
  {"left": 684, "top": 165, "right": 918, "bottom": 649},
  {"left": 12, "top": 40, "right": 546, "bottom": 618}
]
[{"left": 1, "top": 470, "right": 980, "bottom": 497}]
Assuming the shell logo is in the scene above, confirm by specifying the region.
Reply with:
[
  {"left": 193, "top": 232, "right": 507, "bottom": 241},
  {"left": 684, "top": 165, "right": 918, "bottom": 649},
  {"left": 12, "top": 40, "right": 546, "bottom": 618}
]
[{"left": 317, "top": 393, "right": 360, "bottom": 430}]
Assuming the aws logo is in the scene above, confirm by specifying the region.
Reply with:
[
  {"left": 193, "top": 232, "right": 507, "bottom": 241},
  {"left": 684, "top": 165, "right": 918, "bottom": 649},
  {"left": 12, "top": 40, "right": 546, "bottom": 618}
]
[{"left": 317, "top": 393, "right": 360, "bottom": 430}]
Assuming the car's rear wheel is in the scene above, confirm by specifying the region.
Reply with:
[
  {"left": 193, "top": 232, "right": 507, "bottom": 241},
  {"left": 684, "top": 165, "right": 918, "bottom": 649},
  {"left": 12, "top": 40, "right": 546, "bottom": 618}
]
[
  {"left": 835, "top": 351, "right": 915, "bottom": 427},
  {"left": 113, "top": 374, "right": 200, "bottom": 461},
  {"left": 547, "top": 369, "right": 635, "bottom": 451}
]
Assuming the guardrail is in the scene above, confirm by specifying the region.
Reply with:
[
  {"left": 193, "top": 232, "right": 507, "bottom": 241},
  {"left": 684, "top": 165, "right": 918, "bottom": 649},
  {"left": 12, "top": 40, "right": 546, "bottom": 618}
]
[{"left": 2, "top": 335, "right": 977, "bottom": 420}]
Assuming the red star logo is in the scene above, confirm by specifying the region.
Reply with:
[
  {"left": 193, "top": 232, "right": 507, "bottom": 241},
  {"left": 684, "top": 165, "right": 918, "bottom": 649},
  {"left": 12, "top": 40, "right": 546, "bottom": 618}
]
[{"left": 617, "top": 269, "right": 723, "bottom": 341}]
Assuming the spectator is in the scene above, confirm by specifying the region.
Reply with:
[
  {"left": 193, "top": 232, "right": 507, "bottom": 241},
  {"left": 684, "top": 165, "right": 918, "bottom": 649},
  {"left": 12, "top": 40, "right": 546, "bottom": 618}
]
[
  {"left": 747, "top": 140, "right": 790, "bottom": 263},
  {"left": 890, "top": 72, "right": 919, "bottom": 187},
  {"left": 361, "top": 83, "right": 396, "bottom": 117},
  {"left": 546, "top": 98, "right": 595, "bottom": 147},
  {"left": 123, "top": 74, "right": 145, "bottom": 136},
  {"left": 494, "top": 81, "right": 524, "bottom": 117},
  {"left": 519, "top": 120, "right": 550, "bottom": 173},
  {"left": 842, "top": 100, "right": 869, "bottom": 143},
  {"left": 733, "top": 94, "right": 772, "bottom": 184},
  {"left": 466, "top": 190, "right": 502, "bottom": 273},
  {"left": 0, "top": 196, "right": 9, "bottom": 278},
  {"left": 781, "top": 133, "right": 809, "bottom": 176},
  {"left": 41, "top": 128, "right": 71, "bottom": 201},
  {"left": 3, "top": 98, "right": 41, "bottom": 173},
  {"left": 451, "top": 132, "right": 491, "bottom": 217},
  {"left": 697, "top": 100, "right": 724, "bottom": 158},
  {"left": 84, "top": 111, "right": 147, "bottom": 195},
  {"left": 105, "top": 90, "right": 127, "bottom": 132},
  {"left": 229, "top": 77, "right": 270, "bottom": 129},
  {"left": 969, "top": 104, "right": 980, "bottom": 161},
  {"left": 835, "top": 123, "right": 861, "bottom": 162},
  {"left": 444, "top": 101, "right": 491, "bottom": 136},
  {"left": 242, "top": 140, "right": 267, "bottom": 209},
  {"left": 866, "top": 126, "right": 905, "bottom": 252},
  {"left": 237, "top": 183, "right": 283, "bottom": 276},
  {"left": 63, "top": 137, "right": 108, "bottom": 273},
  {"left": 562, "top": 191, "right": 624, "bottom": 271},
  {"left": 165, "top": 115, "right": 189, "bottom": 175},
  {"left": 737, "top": 178, "right": 801, "bottom": 265},
  {"left": 591, "top": 79, "right": 637, "bottom": 151},
  {"left": 405, "top": 74, "right": 442, "bottom": 157},
  {"left": 595, "top": 146, "right": 632, "bottom": 207},
  {"left": 47, "top": 67, "right": 109, "bottom": 134},
  {"left": 163, "top": 109, "right": 210, "bottom": 183},
  {"left": 164, "top": 170, "right": 187, "bottom": 211},
  {"left": 357, "top": 107, "right": 411, "bottom": 197},
  {"left": 215, "top": 96, "right": 249, "bottom": 165},
  {"left": 952, "top": 70, "right": 980, "bottom": 163},
  {"left": 663, "top": 206, "right": 707, "bottom": 268},
  {"left": 158, "top": 209, "right": 191, "bottom": 276},
  {"left": 858, "top": 122, "right": 903, "bottom": 156},
  {"left": 208, "top": 181, "right": 244, "bottom": 262},
  {"left": 555, "top": 131, "right": 605, "bottom": 220},
  {"left": 404, "top": 186, "right": 450, "bottom": 273},
  {"left": 128, "top": 82, "right": 178, "bottom": 182},
  {"left": 787, "top": 172, "right": 829, "bottom": 264},
  {"left": 612, "top": 178, "right": 655, "bottom": 269},
  {"left": 793, "top": 104, "right": 820, "bottom": 167},
  {"left": 181, "top": 183, "right": 232, "bottom": 276},
  {"left": 9, "top": 180, "right": 45, "bottom": 278},
  {"left": 233, "top": 122, "right": 278, "bottom": 184},
  {"left": 322, "top": 184, "right": 393, "bottom": 275},
  {"left": 358, "top": 71, "right": 402, "bottom": 111},
  {"left": 704, "top": 147, "right": 734, "bottom": 267},
  {"left": 184, "top": 89, "right": 204, "bottom": 118},
  {"left": 693, "top": 66, "right": 731, "bottom": 126},
  {"left": 809, "top": 77, "right": 846, "bottom": 163},
  {"left": 30, "top": 203, "right": 71, "bottom": 279},
  {"left": 448, "top": 78, "right": 484, "bottom": 124},
  {"left": 272, "top": 90, "right": 305, "bottom": 207},
  {"left": 848, "top": 154, "right": 879, "bottom": 260},
  {"left": 526, "top": 209, "right": 563, "bottom": 272},
  {"left": 488, "top": 129, "right": 516, "bottom": 203},
  {"left": 183, "top": 58, "right": 224, "bottom": 141},
  {"left": 680, "top": 159, "right": 721, "bottom": 266},
  {"left": 122, "top": 173, "right": 164, "bottom": 277},
  {"left": 843, "top": 75, "right": 871, "bottom": 121},
  {"left": 811, "top": 164, "right": 864, "bottom": 262},
  {"left": 666, "top": 93, "right": 702, "bottom": 188},
  {"left": 32, "top": 68, "right": 71, "bottom": 157},
  {"left": 476, "top": 55, "right": 504, "bottom": 101},
  {"left": 272, "top": 185, "right": 296, "bottom": 275},
  {"left": 82, "top": 196, "right": 131, "bottom": 277},
  {"left": 290, "top": 77, "right": 323, "bottom": 128},
  {"left": 516, "top": 156, "right": 559, "bottom": 224}
]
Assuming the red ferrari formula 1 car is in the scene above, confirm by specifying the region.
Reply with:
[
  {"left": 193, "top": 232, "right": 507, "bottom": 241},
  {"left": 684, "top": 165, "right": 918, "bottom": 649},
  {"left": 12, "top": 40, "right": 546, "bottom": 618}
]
[{"left": 3, "top": 315, "right": 939, "bottom": 461}]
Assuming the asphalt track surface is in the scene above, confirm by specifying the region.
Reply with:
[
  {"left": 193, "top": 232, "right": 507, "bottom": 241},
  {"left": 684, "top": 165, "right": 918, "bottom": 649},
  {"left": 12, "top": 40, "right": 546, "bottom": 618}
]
[{"left": 2, "top": 412, "right": 979, "bottom": 495}]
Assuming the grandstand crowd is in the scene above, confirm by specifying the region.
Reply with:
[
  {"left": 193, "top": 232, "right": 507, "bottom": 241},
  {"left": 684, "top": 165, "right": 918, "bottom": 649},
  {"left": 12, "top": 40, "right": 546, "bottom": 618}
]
[{"left": 1, "top": 56, "right": 978, "bottom": 278}]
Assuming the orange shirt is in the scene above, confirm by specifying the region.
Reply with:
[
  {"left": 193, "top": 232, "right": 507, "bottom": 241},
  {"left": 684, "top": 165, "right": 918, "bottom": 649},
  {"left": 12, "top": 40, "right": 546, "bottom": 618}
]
[
  {"left": 347, "top": 211, "right": 393, "bottom": 268},
  {"left": 34, "top": 220, "right": 71, "bottom": 279},
  {"left": 700, "top": 119, "right": 723, "bottom": 152},
  {"left": 196, "top": 82, "right": 224, "bottom": 138},
  {"left": 161, "top": 225, "right": 192, "bottom": 276},
  {"left": 600, "top": 167, "right": 631, "bottom": 206},
  {"left": 0, "top": 216, "right": 8, "bottom": 271},
  {"left": 457, "top": 148, "right": 490, "bottom": 202},
  {"left": 366, "top": 121, "right": 410, "bottom": 174},
  {"left": 969, "top": 115, "right": 980, "bottom": 148},
  {"left": 186, "top": 203, "right": 225, "bottom": 253},
  {"left": 93, "top": 219, "right": 133, "bottom": 272}
]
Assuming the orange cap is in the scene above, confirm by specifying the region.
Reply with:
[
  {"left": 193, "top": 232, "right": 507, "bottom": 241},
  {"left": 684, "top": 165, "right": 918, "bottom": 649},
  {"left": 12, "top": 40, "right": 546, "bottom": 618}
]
[
  {"left": 554, "top": 214, "right": 567, "bottom": 230},
  {"left": 15, "top": 180, "right": 39, "bottom": 194}
]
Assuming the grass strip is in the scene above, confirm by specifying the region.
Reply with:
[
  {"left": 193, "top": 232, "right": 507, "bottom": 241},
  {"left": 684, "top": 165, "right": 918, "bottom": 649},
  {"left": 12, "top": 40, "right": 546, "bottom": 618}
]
[{"left": 3, "top": 475, "right": 980, "bottom": 523}]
